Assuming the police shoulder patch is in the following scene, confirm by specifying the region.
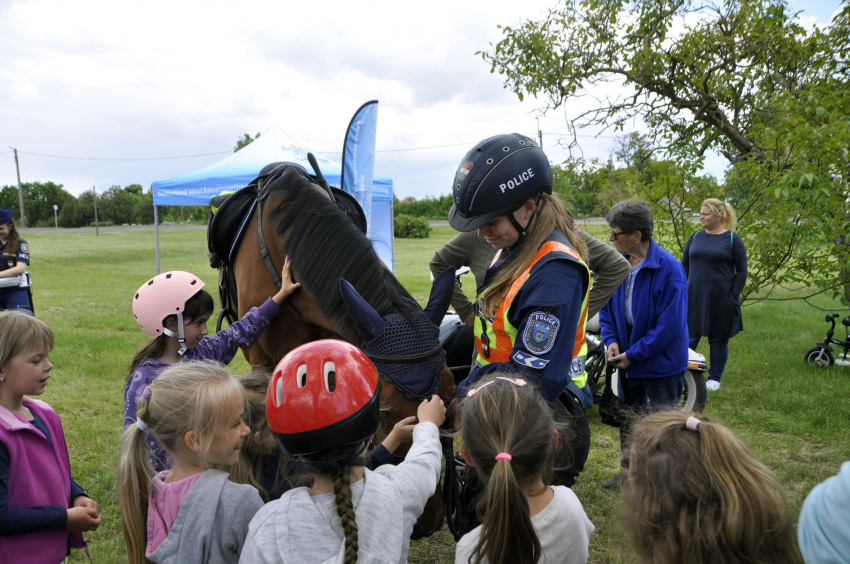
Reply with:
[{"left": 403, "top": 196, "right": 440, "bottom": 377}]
[
  {"left": 20, "top": 243, "right": 28, "bottom": 253},
  {"left": 522, "top": 311, "right": 560, "bottom": 354},
  {"left": 512, "top": 350, "right": 549, "bottom": 369}
]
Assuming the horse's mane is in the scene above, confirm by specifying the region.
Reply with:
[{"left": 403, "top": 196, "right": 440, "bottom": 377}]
[{"left": 270, "top": 167, "right": 417, "bottom": 343}]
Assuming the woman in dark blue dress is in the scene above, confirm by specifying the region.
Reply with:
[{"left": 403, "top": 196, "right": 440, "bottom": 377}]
[
  {"left": 0, "top": 209, "right": 31, "bottom": 312},
  {"left": 681, "top": 199, "right": 747, "bottom": 391}
]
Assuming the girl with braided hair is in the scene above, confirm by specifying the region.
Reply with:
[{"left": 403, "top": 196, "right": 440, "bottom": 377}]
[{"left": 241, "top": 340, "right": 446, "bottom": 564}]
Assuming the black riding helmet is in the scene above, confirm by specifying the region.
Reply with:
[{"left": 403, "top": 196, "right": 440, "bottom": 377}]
[{"left": 448, "top": 133, "right": 553, "bottom": 233}]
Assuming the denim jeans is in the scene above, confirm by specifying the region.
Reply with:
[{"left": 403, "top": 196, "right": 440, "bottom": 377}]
[
  {"left": 689, "top": 333, "right": 730, "bottom": 382},
  {"left": 619, "top": 371, "right": 684, "bottom": 469}
]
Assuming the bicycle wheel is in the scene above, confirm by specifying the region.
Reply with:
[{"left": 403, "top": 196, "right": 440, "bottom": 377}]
[
  {"left": 805, "top": 347, "right": 834, "bottom": 368},
  {"left": 680, "top": 369, "right": 707, "bottom": 413},
  {"left": 585, "top": 334, "right": 606, "bottom": 404}
]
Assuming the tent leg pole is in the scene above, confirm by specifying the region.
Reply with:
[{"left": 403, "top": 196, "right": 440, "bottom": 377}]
[{"left": 154, "top": 205, "right": 161, "bottom": 274}]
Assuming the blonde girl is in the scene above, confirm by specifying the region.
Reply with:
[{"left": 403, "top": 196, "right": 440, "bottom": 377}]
[
  {"left": 124, "top": 259, "right": 299, "bottom": 470},
  {"left": 625, "top": 411, "right": 802, "bottom": 564},
  {"left": 455, "top": 374, "right": 593, "bottom": 564},
  {"left": 118, "top": 361, "right": 262, "bottom": 564},
  {"left": 0, "top": 311, "right": 100, "bottom": 563}
]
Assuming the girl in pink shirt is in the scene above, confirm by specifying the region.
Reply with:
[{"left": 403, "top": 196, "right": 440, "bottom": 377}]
[{"left": 118, "top": 361, "right": 263, "bottom": 564}]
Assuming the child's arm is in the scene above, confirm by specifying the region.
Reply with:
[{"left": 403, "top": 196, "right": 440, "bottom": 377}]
[
  {"left": 366, "top": 416, "right": 417, "bottom": 471},
  {"left": 271, "top": 256, "right": 301, "bottom": 307},
  {"left": 0, "top": 443, "right": 70, "bottom": 535},
  {"left": 374, "top": 396, "right": 446, "bottom": 526},
  {"left": 187, "top": 257, "right": 299, "bottom": 365}
]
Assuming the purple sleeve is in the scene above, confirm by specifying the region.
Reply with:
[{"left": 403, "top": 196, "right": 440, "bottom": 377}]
[
  {"left": 0, "top": 439, "right": 68, "bottom": 536},
  {"left": 122, "top": 363, "right": 171, "bottom": 472},
  {"left": 185, "top": 298, "right": 282, "bottom": 365}
]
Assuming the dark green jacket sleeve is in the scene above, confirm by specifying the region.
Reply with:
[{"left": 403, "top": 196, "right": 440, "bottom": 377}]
[{"left": 429, "top": 231, "right": 495, "bottom": 320}]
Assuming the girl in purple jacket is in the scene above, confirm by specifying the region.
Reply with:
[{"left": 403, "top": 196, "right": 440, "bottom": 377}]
[
  {"left": 0, "top": 311, "right": 101, "bottom": 564},
  {"left": 123, "top": 259, "right": 299, "bottom": 471}
]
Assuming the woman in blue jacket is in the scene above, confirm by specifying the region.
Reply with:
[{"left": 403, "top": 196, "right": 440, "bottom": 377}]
[{"left": 598, "top": 200, "right": 689, "bottom": 489}]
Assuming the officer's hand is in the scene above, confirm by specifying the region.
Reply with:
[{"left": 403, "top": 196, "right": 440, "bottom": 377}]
[{"left": 607, "top": 343, "right": 620, "bottom": 362}]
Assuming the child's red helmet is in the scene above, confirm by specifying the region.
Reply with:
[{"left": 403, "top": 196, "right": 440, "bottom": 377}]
[{"left": 267, "top": 339, "right": 381, "bottom": 471}]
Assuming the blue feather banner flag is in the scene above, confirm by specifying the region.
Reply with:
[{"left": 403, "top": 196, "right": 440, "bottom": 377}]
[{"left": 340, "top": 100, "right": 378, "bottom": 237}]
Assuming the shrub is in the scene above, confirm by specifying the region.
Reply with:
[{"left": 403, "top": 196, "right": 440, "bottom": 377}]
[{"left": 394, "top": 214, "right": 431, "bottom": 238}]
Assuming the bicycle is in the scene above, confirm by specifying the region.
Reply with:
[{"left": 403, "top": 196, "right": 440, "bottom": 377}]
[{"left": 804, "top": 313, "right": 850, "bottom": 368}]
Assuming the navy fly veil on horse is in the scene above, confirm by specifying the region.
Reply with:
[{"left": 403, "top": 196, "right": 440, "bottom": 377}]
[{"left": 339, "top": 268, "right": 455, "bottom": 401}]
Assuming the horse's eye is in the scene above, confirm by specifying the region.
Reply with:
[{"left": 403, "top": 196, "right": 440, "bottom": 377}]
[
  {"left": 296, "top": 364, "right": 308, "bottom": 388},
  {"left": 324, "top": 361, "right": 336, "bottom": 392}
]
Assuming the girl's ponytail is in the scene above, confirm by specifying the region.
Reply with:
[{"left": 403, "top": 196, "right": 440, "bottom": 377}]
[
  {"left": 475, "top": 455, "right": 541, "bottom": 564},
  {"left": 117, "top": 400, "right": 155, "bottom": 564},
  {"left": 461, "top": 374, "right": 557, "bottom": 564},
  {"left": 333, "top": 469, "right": 359, "bottom": 564}
]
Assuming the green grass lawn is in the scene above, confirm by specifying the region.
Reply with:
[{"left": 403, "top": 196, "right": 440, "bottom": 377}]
[{"left": 20, "top": 225, "right": 850, "bottom": 563}]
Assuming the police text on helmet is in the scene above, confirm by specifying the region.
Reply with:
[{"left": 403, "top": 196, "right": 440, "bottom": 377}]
[{"left": 499, "top": 168, "right": 535, "bottom": 193}]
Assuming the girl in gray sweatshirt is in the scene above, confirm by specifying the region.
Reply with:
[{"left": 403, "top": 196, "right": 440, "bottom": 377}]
[{"left": 118, "top": 362, "right": 263, "bottom": 564}]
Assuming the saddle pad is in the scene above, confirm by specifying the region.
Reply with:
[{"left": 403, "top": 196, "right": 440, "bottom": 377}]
[{"left": 207, "top": 185, "right": 258, "bottom": 267}]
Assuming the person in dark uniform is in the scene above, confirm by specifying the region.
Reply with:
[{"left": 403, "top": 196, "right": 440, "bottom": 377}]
[
  {"left": 0, "top": 209, "right": 31, "bottom": 312},
  {"left": 448, "top": 133, "right": 592, "bottom": 488},
  {"left": 682, "top": 198, "right": 747, "bottom": 391}
]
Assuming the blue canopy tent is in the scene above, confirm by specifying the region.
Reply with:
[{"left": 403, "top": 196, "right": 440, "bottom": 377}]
[{"left": 151, "top": 125, "right": 395, "bottom": 271}]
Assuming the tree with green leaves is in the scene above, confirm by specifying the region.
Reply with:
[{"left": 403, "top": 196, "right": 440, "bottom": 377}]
[
  {"left": 0, "top": 182, "right": 72, "bottom": 226},
  {"left": 482, "top": 0, "right": 850, "bottom": 306},
  {"left": 234, "top": 132, "right": 261, "bottom": 152}
]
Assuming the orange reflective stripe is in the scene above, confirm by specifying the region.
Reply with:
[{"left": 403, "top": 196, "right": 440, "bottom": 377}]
[{"left": 484, "top": 241, "right": 583, "bottom": 362}]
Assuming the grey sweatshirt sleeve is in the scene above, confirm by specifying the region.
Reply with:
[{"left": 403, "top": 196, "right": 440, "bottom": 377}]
[
  {"left": 375, "top": 422, "right": 443, "bottom": 535},
  {"left": 577, "top": 229, "right": 631, "bottom": 319},
  {"left": 430, "top": 231, "right": 478, "bottom": 320}
]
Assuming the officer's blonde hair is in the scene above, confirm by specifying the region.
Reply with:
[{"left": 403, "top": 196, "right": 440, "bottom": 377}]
[{"left": 479, "top": 193, "right": 587, "bottom": 319}]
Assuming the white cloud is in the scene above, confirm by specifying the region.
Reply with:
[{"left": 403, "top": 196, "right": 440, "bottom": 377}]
[{"left": 0, "top": 0, "right": 840, "bottom": 200}]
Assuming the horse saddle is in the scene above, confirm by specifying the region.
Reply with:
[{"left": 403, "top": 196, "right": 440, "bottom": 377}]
[{"left": 207, "top": 185, "right": 258, "bottom": 269}]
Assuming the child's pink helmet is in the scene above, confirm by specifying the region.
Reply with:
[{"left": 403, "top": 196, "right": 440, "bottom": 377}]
[{"left": 133, "top": 271, "right": 205, "bottom": 338}]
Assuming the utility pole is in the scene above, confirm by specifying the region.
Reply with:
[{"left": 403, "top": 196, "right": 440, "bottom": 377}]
[
  {"left": 9, "top": 148, "right": 25, "bottom": 228},
  {"left": 536, "top": 118, "right": 543, "bottom": 148},
  {"left": 92, "top": 186, "right": 99, "bottom": 236}
]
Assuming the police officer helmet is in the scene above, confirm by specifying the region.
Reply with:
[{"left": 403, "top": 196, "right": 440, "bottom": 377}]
[{"left": 448, "top": 133, "right": 553, "bottom": 233}]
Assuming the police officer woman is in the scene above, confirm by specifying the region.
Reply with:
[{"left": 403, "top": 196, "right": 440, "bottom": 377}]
[
  {"left": 449, "top": 133, "right": 592, "bottom": 487},
  {"left": 0, "top": 209, "right": 31, "bottom": 312}
]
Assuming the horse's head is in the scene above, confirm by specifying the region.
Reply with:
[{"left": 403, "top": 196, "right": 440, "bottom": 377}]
[{"left": 340, "top": 269, "right": 456, "bottom": 538}]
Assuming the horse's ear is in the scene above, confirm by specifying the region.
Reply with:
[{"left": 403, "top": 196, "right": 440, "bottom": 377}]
[
  {"left": 422, "top": 268, "right": 455, "bottom": 326},
  {"left": 339, "top": 278, "right": 386, "bottom": 341}
]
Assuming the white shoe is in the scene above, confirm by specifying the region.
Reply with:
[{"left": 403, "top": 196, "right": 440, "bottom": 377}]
[{"left": 706, "top": 380, "right": 721, "bottom": 391}]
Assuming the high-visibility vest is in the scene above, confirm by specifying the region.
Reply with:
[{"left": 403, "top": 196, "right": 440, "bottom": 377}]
[{"left": 474, "top": 238, "right": 591, "bottom": 389}]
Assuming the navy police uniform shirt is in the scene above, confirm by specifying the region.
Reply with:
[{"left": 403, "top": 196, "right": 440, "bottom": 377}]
[
  {"left": 0, "top": 239, "right": 30, "bottom": 272},
  {"left": 458, "top": 250, "right": 588, "bottom": 405}
]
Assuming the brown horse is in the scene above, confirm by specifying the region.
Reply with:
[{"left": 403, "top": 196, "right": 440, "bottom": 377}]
[{"left": 226, "top": 165, "right": 455, "bottom": 538}]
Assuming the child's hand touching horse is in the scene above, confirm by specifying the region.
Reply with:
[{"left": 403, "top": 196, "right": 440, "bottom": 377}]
[
  {"left": 418, "top": 394, "right": 446, "bottom": 427},
  {"left": 272, "top": 256, "right": 301, "bottom": 306}
]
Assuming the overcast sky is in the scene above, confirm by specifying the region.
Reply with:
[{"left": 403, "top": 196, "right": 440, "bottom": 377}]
[{"left": 0, "top": 0, "right": 842, "bottom": 200}]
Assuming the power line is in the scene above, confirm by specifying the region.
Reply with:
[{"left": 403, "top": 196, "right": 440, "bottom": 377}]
[
  {"left": 315, "top": 141, "right": 478, "bottom": 154},
  {"left": 16, "top": 149, "right": 232, "bottom": 162}
]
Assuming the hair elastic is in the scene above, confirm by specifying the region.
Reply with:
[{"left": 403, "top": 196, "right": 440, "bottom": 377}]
[
  {"left": 495, "top": 453, "right": 512, "bottom": 462},
  {"left": 141, "top": 385, "right": 152, "bottom": 400},
  {"left": 686, "top": 416, "right": 701, "bottom": 431},
  {"left": 466, "top": 376, "right": 527, "bottom": 398},
  {"left": 136, "top": 418, "right": 148, "bottom": 432}
]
